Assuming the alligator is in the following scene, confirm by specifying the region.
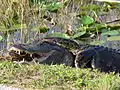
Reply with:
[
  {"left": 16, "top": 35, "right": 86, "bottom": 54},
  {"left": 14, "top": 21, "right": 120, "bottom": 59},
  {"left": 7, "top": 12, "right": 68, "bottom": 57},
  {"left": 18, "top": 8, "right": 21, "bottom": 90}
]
[
  {"left": 75, "top": 45, "right": 120, "bottom": 73},
  {"left": 8, "top": 39, "right": 75, "bottom": 66},
  {"left": 8, "top": 37, "right": 120, "bottom": 73}
]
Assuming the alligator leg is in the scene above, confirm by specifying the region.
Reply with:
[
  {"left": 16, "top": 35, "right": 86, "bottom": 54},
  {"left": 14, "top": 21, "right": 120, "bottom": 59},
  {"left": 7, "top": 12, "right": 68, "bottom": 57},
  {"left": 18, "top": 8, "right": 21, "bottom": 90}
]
[{"left": 75, "top": 50, "right": 94, "bottom": 68}]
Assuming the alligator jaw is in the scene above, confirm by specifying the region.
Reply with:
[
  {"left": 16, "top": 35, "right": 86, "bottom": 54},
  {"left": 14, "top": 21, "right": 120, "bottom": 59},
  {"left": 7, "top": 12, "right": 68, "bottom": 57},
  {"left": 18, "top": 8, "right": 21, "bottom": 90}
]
[
  {"left": 8, "top": 46, "right": 32, "bottom": 63},
  {"left": 8, "top": 46, "right": 56, "bottom": 63}
]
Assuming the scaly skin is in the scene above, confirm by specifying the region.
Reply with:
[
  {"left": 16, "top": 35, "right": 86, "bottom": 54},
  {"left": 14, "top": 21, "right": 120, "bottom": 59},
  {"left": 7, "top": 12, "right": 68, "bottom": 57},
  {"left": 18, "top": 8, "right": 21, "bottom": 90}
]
[
  {"left": 41, "top": 37, "right": 81, "bottom": 50},
  {"left": 75, "top": 45, "right": 120, "bottom": 73},
  {"left": 40, "top": 37, "right": 86, "bottom": 55}
]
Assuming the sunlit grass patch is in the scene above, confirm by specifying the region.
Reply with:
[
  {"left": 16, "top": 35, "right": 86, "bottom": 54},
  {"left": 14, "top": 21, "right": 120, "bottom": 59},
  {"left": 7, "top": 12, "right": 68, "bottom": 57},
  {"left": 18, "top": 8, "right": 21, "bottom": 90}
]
[{"left": 0, "top": 61, "right": 120, "bottom": 90}]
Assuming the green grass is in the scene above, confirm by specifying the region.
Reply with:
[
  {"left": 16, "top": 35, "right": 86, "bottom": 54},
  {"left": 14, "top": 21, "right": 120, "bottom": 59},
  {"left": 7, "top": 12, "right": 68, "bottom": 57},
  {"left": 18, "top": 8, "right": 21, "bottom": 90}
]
[{"left": 0, "top": 61, "right": 120, "bottom": 90}]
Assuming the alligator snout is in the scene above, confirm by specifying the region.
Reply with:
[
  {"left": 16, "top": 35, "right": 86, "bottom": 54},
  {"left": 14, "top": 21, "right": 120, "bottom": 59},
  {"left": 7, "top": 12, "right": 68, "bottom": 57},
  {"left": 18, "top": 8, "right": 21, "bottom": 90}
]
[{"left": 8, "top": 45, "right": 55, "bottom": 64}]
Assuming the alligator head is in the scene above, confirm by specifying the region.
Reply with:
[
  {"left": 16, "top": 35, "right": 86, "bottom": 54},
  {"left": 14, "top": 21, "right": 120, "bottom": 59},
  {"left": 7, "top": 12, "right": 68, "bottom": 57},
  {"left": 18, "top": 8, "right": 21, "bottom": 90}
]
[{"left": 8, "top": 41, "right": 74, "bottom": 66}]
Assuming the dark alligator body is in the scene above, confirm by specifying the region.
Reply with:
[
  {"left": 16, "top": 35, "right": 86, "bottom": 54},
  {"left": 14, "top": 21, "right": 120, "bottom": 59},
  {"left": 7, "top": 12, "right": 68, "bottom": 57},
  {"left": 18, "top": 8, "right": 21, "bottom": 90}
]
[
  {"left": 8, "top": 37, "right": 120, "bottom": 73},
  {"left": 75, "top": 45, "right": 120, "bottom": 73}
]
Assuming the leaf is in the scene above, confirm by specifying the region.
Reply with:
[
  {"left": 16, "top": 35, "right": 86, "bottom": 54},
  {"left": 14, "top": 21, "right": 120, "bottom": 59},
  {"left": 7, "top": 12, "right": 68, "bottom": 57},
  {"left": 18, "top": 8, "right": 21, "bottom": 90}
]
[
  {"left": 94, "top": 24, "right": 107, "bottom": 29},
  {"left": 0, "top": 36, "right": 3, "bottom": 41},
  {"left": 32, "top": 26, "right": 49, "bottom": 33},
  {"left": 47, "top": 32, "right": 70, "bottom": 39},
  {"left": 0, "top": 26, "right": 6, "bottom": 30},
  {"left": 81, "top": 4, "right": 101, "bottom": 11},
  {"left": 90, "top": 40, "right": 105, "bottom": 45},
  {"left": 101, "top": 30, "right": 120, "bottom": 36},
  {"left": 43, "top": 2, "right": 63, "bottom": 12},
  {"left": 31, "top": 27, "right": 40, "bottom": 32},
  {"left": 96, "top": 0, "right": 120, "bottom": 3},
  {"left": 40, "top": 27, "right": 49, "bottom": 33},
  {"left": 81, "top": 16, "right": 94, "bottom": 25},
  {"left": 71, "top": 31, "right": 86, "bottom": 39},
  {"left": 107, "top": 36, "right": 120, "bottom": 41},
  {"left": 10, "top": 24, "right": 27, "bottom": 30}
]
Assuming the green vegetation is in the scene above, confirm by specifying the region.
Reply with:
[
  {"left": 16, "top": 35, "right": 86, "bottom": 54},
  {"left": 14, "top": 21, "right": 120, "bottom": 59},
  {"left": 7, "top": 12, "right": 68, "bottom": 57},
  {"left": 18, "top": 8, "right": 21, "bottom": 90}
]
[{"left": 0, "top": 61, "right": 120, "bottom": 90}]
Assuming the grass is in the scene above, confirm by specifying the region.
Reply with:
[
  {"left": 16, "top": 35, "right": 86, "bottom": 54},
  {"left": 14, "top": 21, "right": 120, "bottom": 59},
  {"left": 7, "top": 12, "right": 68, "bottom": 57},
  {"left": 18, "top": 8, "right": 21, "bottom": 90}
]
[{"left": 0, "top": 61, "right": 120, "bottom": 90}]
